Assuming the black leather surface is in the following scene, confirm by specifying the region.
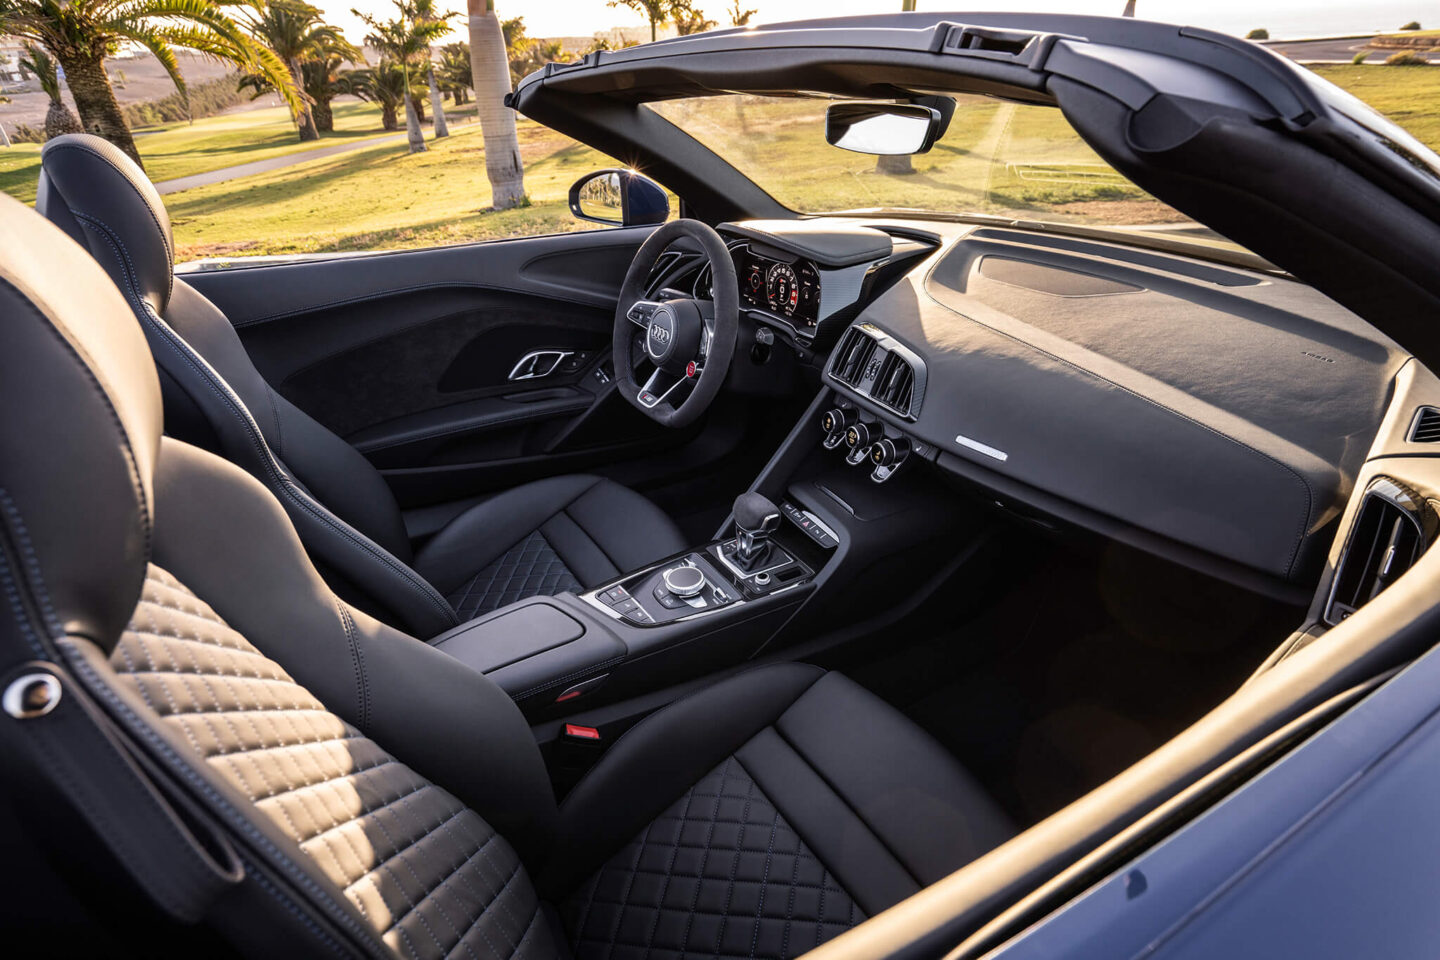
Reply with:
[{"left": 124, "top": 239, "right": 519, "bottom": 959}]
[
  {"left": 0, "top": 191, "right": 160, "bottom": 647},
  {"left": 415, "top": 474, "right": 687, "bottom": 610},
  {"left": 848, "top": 229, "right": 1408, "bottom": 584},
  {"left": 718, "top": 219, "right": 893, "bottom": 267},
  {"left": 563, "top": 754, "right": 865, "bottom": 960}
]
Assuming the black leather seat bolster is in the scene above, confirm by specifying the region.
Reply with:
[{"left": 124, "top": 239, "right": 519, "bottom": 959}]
[
  {"left": 415, "top": 475, "right": 688, "bottom": 596},
  {"left": 150, "top": 438, "right": 561, "bottom": 862},
  {"left": 539, "top": 664, "right": 1013, "bottom": 913}
]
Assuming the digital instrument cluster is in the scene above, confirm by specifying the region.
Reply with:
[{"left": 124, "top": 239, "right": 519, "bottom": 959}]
[{"left": 738, "top": 248, "right": 821, "bottom": 329}]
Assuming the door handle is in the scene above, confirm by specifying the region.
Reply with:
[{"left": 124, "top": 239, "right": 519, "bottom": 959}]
[{"left": 508, "top": 350, "right": 574, "bottom": 381}]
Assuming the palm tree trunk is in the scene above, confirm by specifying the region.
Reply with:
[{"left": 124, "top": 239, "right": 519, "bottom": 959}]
[
  {"left": 289, "top": 57, "right": 319, "bottom": 141},
  {"left": 381, "top": 101, "right": 398, "bottom": 131},
  {"left": 313, "top": 96, "right": 334, "bottom": 132},
  {"left": 57, "top": 50, "right": 141, "bottom": 167},
  {"left": 468, "top": 0, "right": 525, "bottom": 209},
  {"left": 427, "top": 65, "right": 449, "bottom": 138},
  {"left": 403, "top": 87, "right": 426, "bottom": 153}
]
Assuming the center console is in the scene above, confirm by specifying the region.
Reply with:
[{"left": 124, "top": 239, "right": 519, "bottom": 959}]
[{"left": 431, "top": 385, "right": 982, "bottom": 722}]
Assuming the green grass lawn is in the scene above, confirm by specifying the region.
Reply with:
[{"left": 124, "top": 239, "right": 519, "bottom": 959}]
[
  {"left": 0, "top": 99, "right": 478, "bottom": 204},
  {"left": 2, "top": 63, "right": 1438, "bottom": 260}
]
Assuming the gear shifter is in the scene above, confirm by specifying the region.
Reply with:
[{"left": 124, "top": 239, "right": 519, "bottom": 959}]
[{"left": 732, "top": 492, "right": 781, "bottom": 572}]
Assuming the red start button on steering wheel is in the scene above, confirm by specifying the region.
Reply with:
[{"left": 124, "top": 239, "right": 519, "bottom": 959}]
[{"left": 686, "top": 361, "right": 698, "bottom": 378}]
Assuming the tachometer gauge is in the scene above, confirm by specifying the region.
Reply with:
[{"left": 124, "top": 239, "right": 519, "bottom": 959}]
[{"left": 767, "top": 262, "right": 799, "bottom": 316}]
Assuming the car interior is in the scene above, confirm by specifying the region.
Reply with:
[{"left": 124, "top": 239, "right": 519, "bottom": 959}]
[{"left": 8, "top": 12, "right": 1440, "bottom": 960}]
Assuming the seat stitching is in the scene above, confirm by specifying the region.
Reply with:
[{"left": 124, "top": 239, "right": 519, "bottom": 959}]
[
  {"left": 677, "top": 757, "right": 729, "bottom": 956},
  {"left": 712, "top": 759, "right": 756, "bottom": 960},
  {"left": 364, "top": 795, "right": 479, "bottom": 960},
  {"left": 748, "top": 807, "right": 783, "bottom": 959},
  {"left": 767, "top": 726, "right": 923, "bottom": 888}
]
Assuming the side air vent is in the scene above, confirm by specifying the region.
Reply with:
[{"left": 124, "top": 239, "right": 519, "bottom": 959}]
[
  {"left": 1324, "top": 478, "right": 1432, "bottom": 625},
  {"left": 832, "top": 326, "right": 877, "bottom": 388},
  {"left": 873, "top": 351, "right": 915, "bottom": 416},
  {"left": 825, "top": 323, "right": 927, "bottom": 419},
  {"left": 1410, "top": 406, "right": 1440, "bottom": 443}
]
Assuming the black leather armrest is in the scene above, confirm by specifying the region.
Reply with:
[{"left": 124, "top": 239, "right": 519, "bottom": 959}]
[{"left": 431, "top": 597, "right": 626, "bottom": 700}]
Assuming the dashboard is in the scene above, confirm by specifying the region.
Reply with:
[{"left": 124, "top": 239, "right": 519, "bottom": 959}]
[{"left": 774, "top": 218, "right": 1410, "bottom": 598}]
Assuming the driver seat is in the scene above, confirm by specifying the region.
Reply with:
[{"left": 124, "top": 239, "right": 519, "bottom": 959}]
[{"left": 35, "top": 134, "right": 687, "bottom": 638}]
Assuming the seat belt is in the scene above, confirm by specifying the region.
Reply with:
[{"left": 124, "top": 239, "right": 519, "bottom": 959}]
[{"left": 0, "top": 659, "right": 244, "bottom": 924}]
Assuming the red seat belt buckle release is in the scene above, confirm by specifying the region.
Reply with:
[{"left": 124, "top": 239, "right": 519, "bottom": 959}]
[{"left": 564, "top": 723, "right": 601, "bottom": 741}]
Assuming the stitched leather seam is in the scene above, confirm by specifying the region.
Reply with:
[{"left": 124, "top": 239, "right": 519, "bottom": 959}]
[
  {"left": 239, "top": 854, "right": 357, "bottom": 959},
  {"left": 73, "top": 213, "right": 457, "bottom": 630},
  {"left": 0, "top": 277, "right": 154, "bottom": 569},
  {"left": 765, "top": 725, "right": 923, "bottom": 889},
  {"left": 0, "top": 490, "right": 57, "bottom": 656},
  {"left": 45, "top": 141, "right": 175, "bottom": 301},
  {"left": 335, "top": 601, "right": 369, "bottom": 728},
  {"left": 920, "top": 266, "right": 1313, "bottom": 577},
  {"left": 510, "top": 654, "right": 628, "bottom": 702}
]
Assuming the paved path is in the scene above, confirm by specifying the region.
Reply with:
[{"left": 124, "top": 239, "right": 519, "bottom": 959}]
[
  {"left": 153, "top": 131, "right": 408, "bottom": 195},
  {"left": 1265, "top": 34, "right": 1426, "bottom": 64}
]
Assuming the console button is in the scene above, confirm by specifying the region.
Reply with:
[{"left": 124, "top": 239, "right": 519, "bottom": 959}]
[
  {"left": 601, "top": 586, "right": 628, "bottom": 604},
  {"left": 652, "top": 585, "right": 688, "bottom": 609},
  {"left": 614, "top": 597, "right": 641, "bottom": 616}
]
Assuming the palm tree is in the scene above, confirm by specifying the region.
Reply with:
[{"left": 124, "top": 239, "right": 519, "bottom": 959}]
[
  {"left": 355, "top": 2, "right": 449, "bottom": 153},
  {"left": 727, "top": 1, "right": 757, "bottom": 26},
  {"left": 241, "top": 0, "right": 353, "bottom": 141},
  {"left": 0, "top": 0, "right": 297, "bottom": 168},
  {"left": 435, "top": 41, "right": 470, "bottom": 104},
  {"left": 19, "top": 42, "right": 83, "bottom": 139},
  {"left": 409, "top": 0, "right": 455, "bottom": 139},
  {"left": 467, "top": 0, "right": 523, "bottom": 208},
  {"left": 606, "top": 0, "right": 696, "bottom": 43},
  {"left": 342, "top": 59, "right": 407, "bottom": 131}
]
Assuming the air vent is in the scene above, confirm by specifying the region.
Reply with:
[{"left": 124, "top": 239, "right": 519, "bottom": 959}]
[
  {"left": 873, "top": 351, "right": 915, "bottom": 416},
  {"left": 1325, "top": 479, "right": 1430, "bottom": 625},
  {"left": 825, "top": 323, "right": 926, "bottom": 419},
  {"left": 832, "top": 327, "right": 877, "bottom": 388},
  {"left": 1410, "top": 406, "right": 1440, "bottom": 443}
]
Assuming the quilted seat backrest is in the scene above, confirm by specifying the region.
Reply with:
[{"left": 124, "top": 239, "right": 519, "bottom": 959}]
[{"left": 111, "top": 564, "right": 563, "bottom": 960}]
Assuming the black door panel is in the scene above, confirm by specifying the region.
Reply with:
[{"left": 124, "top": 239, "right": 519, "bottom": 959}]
[
  {"left": 245, "top": 290, "right": 611, "bottom": 437},
  {"left": 176, "top": 226, "right": 740, "bottom": 509}
]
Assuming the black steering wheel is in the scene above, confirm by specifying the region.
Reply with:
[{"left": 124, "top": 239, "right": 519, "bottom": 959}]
[{"left": 613, "top": 219, "right": 739, "bottom": 428}]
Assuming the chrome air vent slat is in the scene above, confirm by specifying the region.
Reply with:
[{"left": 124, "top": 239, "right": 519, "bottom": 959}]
[
  {"left": 1409, "top": 406, "right": 1440, "bottom": 443},
  {"left": 824, "top": 323, "right": 926, "bottom": 420},
  {"left": 1324, "top": 477, "right": 1433, "bottom": 626}
]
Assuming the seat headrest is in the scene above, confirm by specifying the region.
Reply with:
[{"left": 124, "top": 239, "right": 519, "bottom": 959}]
[
  {"left": 37, "top": 133, "right": 175, "bottom": 315},
  {"left": 0, "top": 192, "right": 162, "bottom": 651}
]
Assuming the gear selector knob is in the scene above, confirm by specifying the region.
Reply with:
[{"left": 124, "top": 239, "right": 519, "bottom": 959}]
[{"left": 733, "top": 492, "right": 781, "bottom": 572}]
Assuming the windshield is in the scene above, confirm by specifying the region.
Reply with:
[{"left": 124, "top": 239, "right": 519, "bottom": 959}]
[{"left": 648, "top": 94, "right": 1239, "bottom": 252}]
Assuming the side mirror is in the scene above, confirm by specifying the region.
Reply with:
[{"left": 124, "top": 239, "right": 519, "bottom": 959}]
[
  {"left": 569, "top": 169, "right": 670, "bottom": 226},
  {"left": 825, "top": 102, "right": 944, "bottom": 156}
]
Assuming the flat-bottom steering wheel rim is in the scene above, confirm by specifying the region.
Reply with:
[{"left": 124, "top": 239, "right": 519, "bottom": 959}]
[{"left": 613, "top": 220, "right": 739, "bottom": 428}]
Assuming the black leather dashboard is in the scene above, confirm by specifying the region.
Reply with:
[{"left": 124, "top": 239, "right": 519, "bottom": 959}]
[{"left": 818, "top": 223, "right": 1408, "bottom": 588}]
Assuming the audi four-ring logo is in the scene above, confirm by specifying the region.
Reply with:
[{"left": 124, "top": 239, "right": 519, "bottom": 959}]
[{"left": 649, "top": 325, "right": 672, "bottom": 346}]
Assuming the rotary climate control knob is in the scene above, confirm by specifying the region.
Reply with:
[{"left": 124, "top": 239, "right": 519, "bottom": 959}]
[
  {"left": 870, "top": 437, "right": 910, "bottom": 467},
  {"left": 846, "top": 421, "right": 879, "bottom": 450},
  {"left": 662, "top": 564, "right": 706, "bottom": 598},
  {"left": 820, "top": 407, "right": 855, "bottom": 435}
]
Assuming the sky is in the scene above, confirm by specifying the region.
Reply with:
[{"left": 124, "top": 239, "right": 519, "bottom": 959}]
[{"left": 326, "top": 1, "right": 1434, "bottom": 47}]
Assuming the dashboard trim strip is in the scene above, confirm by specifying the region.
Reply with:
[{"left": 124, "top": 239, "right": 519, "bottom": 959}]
[{"left": 955, "top": 433, "right": 1010, "bottom": 462}]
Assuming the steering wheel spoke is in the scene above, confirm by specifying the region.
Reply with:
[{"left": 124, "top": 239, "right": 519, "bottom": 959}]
[
  {"left": 626, "top": 299, "right": 666, "bottom": 330},
  {"left": 637, "top": 366, "right": 690, "bottom": 411}
]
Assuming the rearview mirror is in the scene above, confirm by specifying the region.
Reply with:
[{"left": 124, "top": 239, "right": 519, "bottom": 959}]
[
  {"left": 825, "top": 102, "right": 944, "bottom": 156},
  {"left": 569, "top": 169, "right": 670, "bottom": 226}
]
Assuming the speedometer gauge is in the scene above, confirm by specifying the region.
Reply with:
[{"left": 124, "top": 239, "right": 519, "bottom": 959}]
[{"left": 767, "top": 262, "right": 800, "bottom": 316}]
